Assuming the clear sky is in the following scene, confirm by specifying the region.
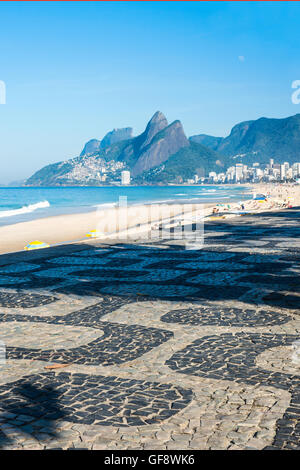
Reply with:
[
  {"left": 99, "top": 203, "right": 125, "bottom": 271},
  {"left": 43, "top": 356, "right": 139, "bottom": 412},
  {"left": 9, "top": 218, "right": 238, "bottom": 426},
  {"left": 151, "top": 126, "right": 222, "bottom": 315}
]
[{"left": 0, "top": 1, "right": 300, "bottom": 183}]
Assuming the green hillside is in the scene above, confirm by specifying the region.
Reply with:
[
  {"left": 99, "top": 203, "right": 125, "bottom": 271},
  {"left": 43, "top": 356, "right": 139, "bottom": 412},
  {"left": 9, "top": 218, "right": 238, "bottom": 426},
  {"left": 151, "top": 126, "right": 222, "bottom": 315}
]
[{"left": 136, "top": 142, "right": 227, "bottom": 183}]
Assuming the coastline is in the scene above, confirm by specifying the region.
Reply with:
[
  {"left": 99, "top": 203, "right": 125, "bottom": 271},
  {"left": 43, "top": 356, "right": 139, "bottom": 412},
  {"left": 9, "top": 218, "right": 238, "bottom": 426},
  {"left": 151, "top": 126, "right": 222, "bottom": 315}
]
[
  {"left": 0, "top": 184, "right": 251, "bottom": 227},
  {"left": 0, "top": 203, "right": 213, "bottom": 255},
  {"left": 0, "top": 183, "right": 299, "bottom": 256}
]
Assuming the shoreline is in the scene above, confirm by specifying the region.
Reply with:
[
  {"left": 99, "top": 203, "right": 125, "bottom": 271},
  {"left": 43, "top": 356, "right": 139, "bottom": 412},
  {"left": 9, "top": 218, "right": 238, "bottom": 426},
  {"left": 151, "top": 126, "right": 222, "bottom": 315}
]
[
  {"left": 0, "top": 183, "right": 299, "bottom": 256},
  {"left": 0, "top": 184, "right": 252, "bottom": 229},
  {"left": 0, "top": 185, "right": 252, "bottom": 230},
  {"left": 0, "top": 203, "right": 213, "bottom": 255}
]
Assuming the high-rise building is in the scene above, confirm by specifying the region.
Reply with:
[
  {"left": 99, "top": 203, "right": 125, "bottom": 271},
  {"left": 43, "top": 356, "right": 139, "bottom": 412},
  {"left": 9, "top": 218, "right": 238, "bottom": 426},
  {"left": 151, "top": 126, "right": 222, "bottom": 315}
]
[
  {"left": 226, "top": 166, "right": 235, "bottom": 181},
  {"left": 292, "top": 162, "right": 300, "bottom": 177},
  {"left": 235, "top": 164, "right": 243, "bottom": 181},
  {"left": 242, "top": 165, "right": 248, "bottom": 179},
  {"left": 208, "top": 172, "right": 217, "bottom": 183},
  {"left": 280, "top": 164, "right": 286, "bottom": 179},
  {"left": 121, "top": 171, "right": 131, "bottom": 185},
  {"left": 255, "top": 168, "right": 263, "bottom": 178}
]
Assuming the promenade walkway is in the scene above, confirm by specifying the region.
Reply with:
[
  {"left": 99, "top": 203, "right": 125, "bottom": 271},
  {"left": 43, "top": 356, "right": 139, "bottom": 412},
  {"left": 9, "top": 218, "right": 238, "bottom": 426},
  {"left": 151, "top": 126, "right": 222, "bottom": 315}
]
[{"left": 0, "top": 208, "right": 299, "bottom": 449}]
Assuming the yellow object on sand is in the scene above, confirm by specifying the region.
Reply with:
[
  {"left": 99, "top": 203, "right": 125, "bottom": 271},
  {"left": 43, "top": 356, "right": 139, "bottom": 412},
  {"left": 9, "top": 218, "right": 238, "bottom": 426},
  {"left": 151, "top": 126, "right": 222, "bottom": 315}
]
[
  {"left": 24, "top": 240, "right": 50, "bottom": 251},
  {"left": 86, "top": 229, "right": 102, "bottom": 238},
  {"left": 208, "top": 216, "right": 226, "bottom": 220}
]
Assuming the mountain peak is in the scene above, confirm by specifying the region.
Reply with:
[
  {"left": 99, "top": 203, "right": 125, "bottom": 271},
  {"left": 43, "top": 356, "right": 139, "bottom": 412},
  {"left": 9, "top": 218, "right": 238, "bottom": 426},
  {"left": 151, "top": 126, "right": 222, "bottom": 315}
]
[
  {"left": 140, "top": 111, "right": 168, "bottom": 149},
  {"left": 100, "top": 127, "right": 133, "bottom": 149},
  {"left": 149, "top": 110, "right": 167, "bottom": 124},
  {"left": 80, "top": 127, "right": 133, "bottom": 156},
  {"left": 80, "top": 139, "right": 101, "bottom": 156},
  {"left": 132, "top": 119, "right": 189, "bottom": 177}
]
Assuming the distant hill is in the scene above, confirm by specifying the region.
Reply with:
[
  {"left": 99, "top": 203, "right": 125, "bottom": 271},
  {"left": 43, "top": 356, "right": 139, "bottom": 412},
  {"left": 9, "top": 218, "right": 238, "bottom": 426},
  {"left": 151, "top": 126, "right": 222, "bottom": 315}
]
[
  {"left": 189, "top": 134, "right": 223, "bottom": 152},
  {"left": 7, "top": 179, "right": 27, "bottom": 187},
  {"left": 190, "top": 114, "right": 300, "bottom": 165}
]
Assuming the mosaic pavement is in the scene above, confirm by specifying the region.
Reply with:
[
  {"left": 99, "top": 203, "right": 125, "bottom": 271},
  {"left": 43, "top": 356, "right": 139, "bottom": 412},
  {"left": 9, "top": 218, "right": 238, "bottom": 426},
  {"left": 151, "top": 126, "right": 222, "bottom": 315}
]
[{"left": 0, "top": 208, "right": 299, "bottom": 449}]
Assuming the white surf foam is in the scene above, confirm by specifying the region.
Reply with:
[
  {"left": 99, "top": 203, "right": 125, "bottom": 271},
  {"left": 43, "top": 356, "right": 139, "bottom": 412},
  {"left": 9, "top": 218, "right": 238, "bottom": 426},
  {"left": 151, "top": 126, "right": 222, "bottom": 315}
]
[
  {"left": 0, "top": 200, "right": 50, "bottom": 218},
  {"left": 93, "top": 203, "right": 117, "bottom": 209}
]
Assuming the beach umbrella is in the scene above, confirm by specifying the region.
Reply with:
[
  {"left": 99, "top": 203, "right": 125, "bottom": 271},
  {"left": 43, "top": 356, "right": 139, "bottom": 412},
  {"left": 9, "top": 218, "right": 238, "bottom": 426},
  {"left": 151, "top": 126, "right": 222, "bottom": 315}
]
[
  {"left": 86, "top": 229, "right": 103, "bottom": 238},
  {"left": 24, "top": 240, "right": 50, "bottom": 251}
]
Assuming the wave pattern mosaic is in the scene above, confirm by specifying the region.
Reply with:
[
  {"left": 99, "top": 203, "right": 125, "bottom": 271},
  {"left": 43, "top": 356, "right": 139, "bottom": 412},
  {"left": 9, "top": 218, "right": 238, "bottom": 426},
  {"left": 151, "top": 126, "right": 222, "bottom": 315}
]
[{"left": 0, "top": 209, "right": 299, "bottom": 449}]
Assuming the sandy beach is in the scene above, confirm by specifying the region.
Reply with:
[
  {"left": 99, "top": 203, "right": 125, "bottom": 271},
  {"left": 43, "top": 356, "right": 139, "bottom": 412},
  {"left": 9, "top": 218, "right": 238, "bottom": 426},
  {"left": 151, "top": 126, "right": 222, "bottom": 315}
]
[
  {"left": 0, "top": 183, "right": 299, "bottom": 255},
  {"left": 0, "top": 203, "right": 212, "bottom": 255}
]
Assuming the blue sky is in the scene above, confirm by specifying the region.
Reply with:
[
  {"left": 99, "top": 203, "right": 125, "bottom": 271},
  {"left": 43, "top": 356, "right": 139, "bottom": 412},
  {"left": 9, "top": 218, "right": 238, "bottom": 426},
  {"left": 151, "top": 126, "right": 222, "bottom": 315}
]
[{"left": 0, "top": 1, "right": 300, "bottom": 183}]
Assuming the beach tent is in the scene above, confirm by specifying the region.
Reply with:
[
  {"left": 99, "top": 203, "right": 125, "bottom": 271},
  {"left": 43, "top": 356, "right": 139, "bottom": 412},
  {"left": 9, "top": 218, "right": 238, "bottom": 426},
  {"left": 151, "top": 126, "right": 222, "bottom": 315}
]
[
  {"left": 24, "top": 240, "right": 50, "bottom": 251},
  {"left": 253, "top": 194, "right": 267, "bottom": 201}
]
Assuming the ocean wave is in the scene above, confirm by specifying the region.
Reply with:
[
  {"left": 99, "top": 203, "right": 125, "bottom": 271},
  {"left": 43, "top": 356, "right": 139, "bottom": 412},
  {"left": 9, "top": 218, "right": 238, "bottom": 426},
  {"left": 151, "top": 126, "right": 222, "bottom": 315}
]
[
  {"left": 144, "top": 199, "right": 177, "bottom": 204},
  {"left": 92, "top": 203, "right": 117, "bottom": 210},
  {"left": 0, "top": 200, "right": 50, "bottom": 218}
]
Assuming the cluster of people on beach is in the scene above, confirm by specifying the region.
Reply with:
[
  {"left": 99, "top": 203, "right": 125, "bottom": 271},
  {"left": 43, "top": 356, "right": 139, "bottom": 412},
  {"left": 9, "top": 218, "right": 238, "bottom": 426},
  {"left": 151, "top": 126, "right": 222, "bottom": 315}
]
[{"left": 207, "top": 183, "right": 299, "bottom": 220}]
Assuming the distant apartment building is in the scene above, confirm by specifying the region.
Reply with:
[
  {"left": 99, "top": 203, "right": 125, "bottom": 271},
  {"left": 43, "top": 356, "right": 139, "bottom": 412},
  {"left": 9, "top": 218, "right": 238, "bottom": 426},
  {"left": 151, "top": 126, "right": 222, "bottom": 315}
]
[
  {"left": 254, "top": 168, "right": 264, "bottom": 180},
  {"left": 121, "top": 170, "right": 131, "bottom": 185},
  {"left": 235, "top": 164, "right": 244, "bottom": 181},
  {"left": 287, "top": 168, "right": 294, "bottom": 179},
  {"left": 226, "top": 166, "right": 235, "bottom": 182},
  {"left": 208, "top": 171, "right": 217, "bottom": 182},
  {"left": 292, "top": 162, "right": 300, "bottom": 177}
]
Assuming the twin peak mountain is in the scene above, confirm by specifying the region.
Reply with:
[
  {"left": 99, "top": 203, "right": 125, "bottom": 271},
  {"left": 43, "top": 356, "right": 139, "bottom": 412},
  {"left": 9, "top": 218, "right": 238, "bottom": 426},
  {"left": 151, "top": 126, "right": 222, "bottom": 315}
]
[
  {"left": 26, "top": 111, "right": 300, "bottom": 185},
  {"left": 80, "top": 111, "right": 190, "bottom": 177}
]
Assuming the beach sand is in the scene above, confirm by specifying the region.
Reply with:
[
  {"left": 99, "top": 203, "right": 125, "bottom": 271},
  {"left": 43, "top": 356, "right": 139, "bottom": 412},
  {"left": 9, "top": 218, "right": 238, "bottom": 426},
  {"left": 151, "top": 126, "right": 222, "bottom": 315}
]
[
  {"left": 0, "top": 183, "right": 299, "bottom": 255},
  {"left": 0, "top": 203, "right": 213, "bottom": 255}
]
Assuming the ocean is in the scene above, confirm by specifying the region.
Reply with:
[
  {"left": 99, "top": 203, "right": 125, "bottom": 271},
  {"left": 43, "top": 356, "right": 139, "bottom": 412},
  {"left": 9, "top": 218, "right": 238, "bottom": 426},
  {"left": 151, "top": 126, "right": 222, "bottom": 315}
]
[{"left": 0, "top": 185, "right": 251, "bottom": 227}]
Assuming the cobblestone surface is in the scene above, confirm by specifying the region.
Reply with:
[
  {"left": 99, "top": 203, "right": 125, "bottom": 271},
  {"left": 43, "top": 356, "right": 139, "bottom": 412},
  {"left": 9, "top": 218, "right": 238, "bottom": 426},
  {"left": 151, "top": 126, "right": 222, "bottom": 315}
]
[{"left": 0, "top": 208, "right": 299, "bottom": 449}]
